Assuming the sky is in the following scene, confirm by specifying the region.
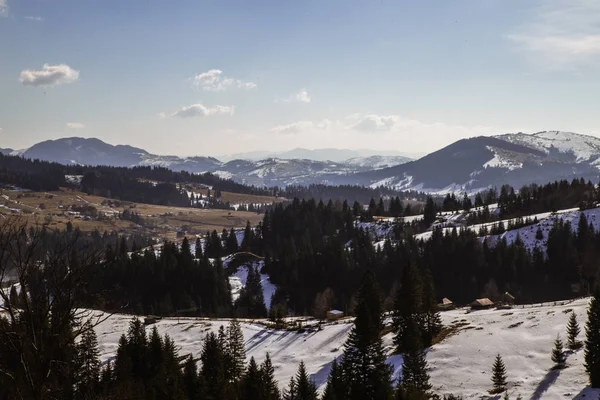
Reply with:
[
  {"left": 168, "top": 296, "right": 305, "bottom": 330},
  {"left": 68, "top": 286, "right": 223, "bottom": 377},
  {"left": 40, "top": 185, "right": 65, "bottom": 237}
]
[{"left": 2, "top": 0, "right": 600, "bottom": 157}]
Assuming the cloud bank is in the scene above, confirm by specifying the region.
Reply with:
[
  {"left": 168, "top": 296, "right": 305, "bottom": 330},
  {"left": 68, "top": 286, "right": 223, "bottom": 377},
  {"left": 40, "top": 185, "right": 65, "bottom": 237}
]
[
  {"left": 161, "top": 104, "right": 235, "bottom": 118},
  {"left": 507, "top": 0, "right": 600, "bottom": 69},
  {"left": 19, "top": 64, "right": 79, "bottom": 87},
  {"left": 191, "top": 69, "right": 257, "bottom": 91}
]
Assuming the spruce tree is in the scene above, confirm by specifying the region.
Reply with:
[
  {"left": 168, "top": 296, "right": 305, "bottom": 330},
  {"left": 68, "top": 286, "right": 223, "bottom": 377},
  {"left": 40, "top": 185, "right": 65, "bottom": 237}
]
[
  {"left": 339, "top": 270, "right": 394, "bottom": 400},
  {"left": 288, "top": 361, "right": 318, "bottom": 400},
  {"left": 585, "top": 286, "right": 600, "bottom": 387},
  {"left": 322, "top": 358, "right": 346, "bottom": 400},
  {"left": 393, "top": 262, "right": 423, "bottom": 353},
  {"left": 227, "top": 227, "right": 239, "bottom": 254},
  {"left": 421, "top": 265, "right": 442, "bottom": 346},
  {"left": 400, "top": 321, "right": 431, "bottom": 397},
  {"left": 567, "top": 311, "right": 582, "bottom": 350},
  {"left": 241, "top": 357, "right": 263, "bottom": 400},
  {"left": 183, "top": 355, "right": 199, "bottom": 400},
  {"left": 75, "top": 323, "right": 101, "bottom": 399},
  {"left": 551, "top": 334, "right": 566, "bottom": 368},
  {"left": 227, "top": 319, "right": 247, "bottom": 382},
  {"left": 491, "top": 354, "right": 508, "bottom": 394},
  {"left": 200, "top": 332, "right": 226, "bottom": 399},
  {"left": 260, "top": 353, "right": 281, "bottom": 400},
  {"left": 283, "top": 376, "right": 297, "bottom": 400}
]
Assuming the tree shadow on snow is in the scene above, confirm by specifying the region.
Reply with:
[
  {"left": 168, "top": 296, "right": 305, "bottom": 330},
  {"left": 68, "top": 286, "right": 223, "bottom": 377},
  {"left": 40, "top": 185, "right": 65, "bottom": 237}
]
[
  {"left": 530, "top": 369, "right": 561, "bottom": 400},
  {"left": 573, "top": 386, "right": 600, "bottom": 399},
  {"left": 310, "top": 355, "right": 343, "bottom": 388}
]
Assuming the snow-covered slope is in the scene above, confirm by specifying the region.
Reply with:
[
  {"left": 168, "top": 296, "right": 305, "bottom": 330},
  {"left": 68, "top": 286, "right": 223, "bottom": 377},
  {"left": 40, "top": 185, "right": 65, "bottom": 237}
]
[
  {"left": 414, "top": 206, "right": 600, "bottom": 256},
  {"left": 93, "top": 297, "right": 596, "bottom": 398},
  {"left": 228, "top": 261, "right": 277, "bottom": 310},
  {"left": 346, "top": 132, "right": 600, "bottom": 194},
  {"left": 497, "top": 131, "right": 600, "bottom": 163},
  {"left": 344, "top": 155, "right": 411, "bottom": 169}
]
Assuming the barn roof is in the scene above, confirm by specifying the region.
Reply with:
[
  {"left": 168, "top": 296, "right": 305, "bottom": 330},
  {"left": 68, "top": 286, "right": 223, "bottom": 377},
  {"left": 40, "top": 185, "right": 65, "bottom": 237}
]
[{"left": 471, "top": 298, "right": 494, "bottom": 307}]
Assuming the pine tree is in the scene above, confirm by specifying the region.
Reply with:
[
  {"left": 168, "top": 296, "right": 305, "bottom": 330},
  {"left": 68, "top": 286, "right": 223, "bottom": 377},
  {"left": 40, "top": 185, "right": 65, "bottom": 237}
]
[
  {"left": 260, "top": 353, "right": 281, "bottom": 400},
  {"left": 585, "top": 286, "right": 600, "bottom": 387},
  {"left": 75, "top": 323, "right": 101, "bottom": 399},
  {"left": 423, "top": 196, "right": 437, "bottom": 226},
  {"left": 283, "top": 376, "right": 297, "bottom": 400},
  {"left": 227, "top": 319, "right": 246, "bottom": 382},
  {"left": 286, "top": 361, "right": 318, "bottom": 400},
  {"left": 421, "top": 265, "right": 442, "bottom": 346},
  {"left": 393, "top": 262, "right": 423, "bottom": 353},
  {"left": 339, "top": 270, "right": 394, "bottom": 400},
  {"left": 567, "top": 311, "right": 582, "bottom": 350},
  {"left": 183, "top": 355, "right": 199, "bottom": 400},
  {"left": 322, "top": 358, "right": 346, "bottom": 400},
  {"left": 491, "top": 354, "right": 508, "bottom": 394},
  {"left": 400, "top": 321, "right": 431, "bottom": 397},
  {"left": 551, "top": 334, "right": 566, "bottom": 368},
  {"left": 200, "top": 332, "right": 226, "bottom": 399},
  {"left": 241, "top": 357, "right": 263, "bottom": 400},
  {"left": 226, "top": 227, "right": 239, "bottom": 254}
]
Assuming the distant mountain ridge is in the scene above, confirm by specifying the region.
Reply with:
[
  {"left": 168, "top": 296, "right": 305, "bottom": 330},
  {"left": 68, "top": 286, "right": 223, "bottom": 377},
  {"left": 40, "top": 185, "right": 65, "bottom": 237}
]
[
  {"left": 341, "top": 131, "right": 600, "bottom": 193},
  {"left": 218, "top": 147, "right": 421, "bottom": 162},
  {"left": 8, "top": 137, "right": 412, "bottom": 187},
  {"left": 8, "top": 131, "right": 600, "bottom": 192}
]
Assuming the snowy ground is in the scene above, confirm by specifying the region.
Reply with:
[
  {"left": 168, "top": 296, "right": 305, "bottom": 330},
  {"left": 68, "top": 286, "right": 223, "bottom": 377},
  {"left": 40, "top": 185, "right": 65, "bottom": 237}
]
[
  {"left": 93, "top": 297, "right": 597, "bottom": 398},
  {"left": 414, "top": 206, "right": 600, "bottom": 255},
  {"left": 228, "top": 260, "right": 277, "bottom": 309}
]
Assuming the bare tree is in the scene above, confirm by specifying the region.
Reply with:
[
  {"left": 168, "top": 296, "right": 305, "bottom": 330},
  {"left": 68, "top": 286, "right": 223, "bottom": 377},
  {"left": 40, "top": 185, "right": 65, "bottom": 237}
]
[{"left": 0, "top": 217, "right": 109, "bottom": 399}]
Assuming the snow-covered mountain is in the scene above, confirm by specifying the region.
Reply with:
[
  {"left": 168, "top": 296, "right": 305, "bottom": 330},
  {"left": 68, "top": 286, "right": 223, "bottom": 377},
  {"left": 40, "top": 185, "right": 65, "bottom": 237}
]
[
  {"left": 7, "top": 137, "right": 412, "bottom": 186},
  {"left": 0, "top": 148, "right": 13, "bottom": 155},
  {"left": 10, "top": 131, "right": 600, "bottom": 192},
  {"left": 342, "top": 131, "right": 600, "bottom": 193},
  {"left": 215, "top": 158, "right": 371, "bottom": 187},
  {"left": 344, "top": 155, "right": 412, "bottom": 169}
]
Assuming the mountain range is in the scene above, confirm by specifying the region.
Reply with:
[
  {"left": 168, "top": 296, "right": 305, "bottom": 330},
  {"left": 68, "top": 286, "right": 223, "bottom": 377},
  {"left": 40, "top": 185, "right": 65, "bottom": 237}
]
[{"left": 3, "top": 131, "right": 600, "bottom": 193}]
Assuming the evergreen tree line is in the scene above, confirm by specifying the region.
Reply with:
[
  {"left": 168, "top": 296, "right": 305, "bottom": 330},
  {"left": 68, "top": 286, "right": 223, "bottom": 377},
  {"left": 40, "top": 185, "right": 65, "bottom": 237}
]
[
  {"left": 439, "top": 179, "right": 597, "bottom": 226},
  {"left": 81, "top": 198, "right": 600, "bottom": 320},
  {"left": 0, "top": 152, "right": 271, "bottom": 197},
  {"left": 83, "top": 237, "right": 232, "bottom": 317},
  {"left": 279, "top": 184, "right": 429, "bottom": 206}
]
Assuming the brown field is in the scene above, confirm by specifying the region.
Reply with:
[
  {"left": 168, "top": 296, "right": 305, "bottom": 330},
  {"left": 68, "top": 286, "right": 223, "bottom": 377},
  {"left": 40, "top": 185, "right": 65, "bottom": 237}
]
[{"left": 0, "top": 188, "right": 276, "bottom": 241}]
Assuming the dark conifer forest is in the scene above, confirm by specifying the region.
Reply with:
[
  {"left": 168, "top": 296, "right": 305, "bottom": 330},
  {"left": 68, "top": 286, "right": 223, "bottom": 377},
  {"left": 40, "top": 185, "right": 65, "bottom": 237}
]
[{"left": 3, "top": 167, "right": 600, "bottom": 398}]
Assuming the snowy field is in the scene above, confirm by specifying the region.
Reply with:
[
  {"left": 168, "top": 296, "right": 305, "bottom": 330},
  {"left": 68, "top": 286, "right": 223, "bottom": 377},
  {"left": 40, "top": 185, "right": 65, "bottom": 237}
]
[{"left": 93, "top": 297, "right": 597, "bottom": 398}]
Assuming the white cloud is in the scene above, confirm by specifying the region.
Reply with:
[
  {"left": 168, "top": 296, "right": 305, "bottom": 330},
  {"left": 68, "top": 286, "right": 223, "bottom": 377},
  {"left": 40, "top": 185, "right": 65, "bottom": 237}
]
[
  {"left": 24, "top": 16, "right": 44, "bottom": 21},
  {"left": 161, "top": 104, "right": 235, "bottom": 118},
  {"left": 507, "top": 0, "right": 600, "bottom": 69},
  {"left": 0, "top": 0, "right": 7, "bottom": 17},
  {"left": 191, "top": 69, "right": 257, "bottom": 92},
  {"left": 270, "top": 121, "right": 315, "bottom": 134},
  {"left": 350, "top": 115, "right": 398, "bottom": 132},
  {"left": 278, "top": 88, "right": 311, "bottom": 104},
  {"left": 66, "top": 122, "right": 85, "bottom": 129},
  {"left": 19, "top": 64, "right": 79, "bottom": 87},
  {"left": 268, "top": 114, "right": 497, "bottom": 152}
]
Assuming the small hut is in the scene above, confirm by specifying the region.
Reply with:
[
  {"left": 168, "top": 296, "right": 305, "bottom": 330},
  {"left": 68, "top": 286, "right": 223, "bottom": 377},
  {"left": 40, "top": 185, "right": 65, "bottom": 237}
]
[
  {"left": 326, "top": 310, "right": 344, "bottom": 321},
  {"left": 144, "top": 315, "right": 162, "bottom": 325},
  {"left": 470, "top": 298, "right": 494, "bottom": 310},
  {"left": 438, "top": 298, "right": 455, "bottom": 311},
  {"left": 503, "top": 292, "right": 515, "bottom": 305}
]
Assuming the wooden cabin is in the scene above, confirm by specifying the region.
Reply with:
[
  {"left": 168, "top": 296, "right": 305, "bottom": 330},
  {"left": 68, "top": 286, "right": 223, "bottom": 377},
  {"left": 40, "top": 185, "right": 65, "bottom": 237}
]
[
  {"left": 470, "top": 298, "right": 494, "bottom": 310},
  {"left": 326, "top": 310, "right": 344, "bottom": 321},
  {"left": 438, "top": 297, "right": 455, "bottom": 311}
]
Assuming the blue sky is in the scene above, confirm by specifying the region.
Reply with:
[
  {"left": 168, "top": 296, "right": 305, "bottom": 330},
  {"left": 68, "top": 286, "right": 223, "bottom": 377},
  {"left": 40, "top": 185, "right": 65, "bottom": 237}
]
[{"left": 2, "top": 0, "right": 600, "bottom": 156}]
